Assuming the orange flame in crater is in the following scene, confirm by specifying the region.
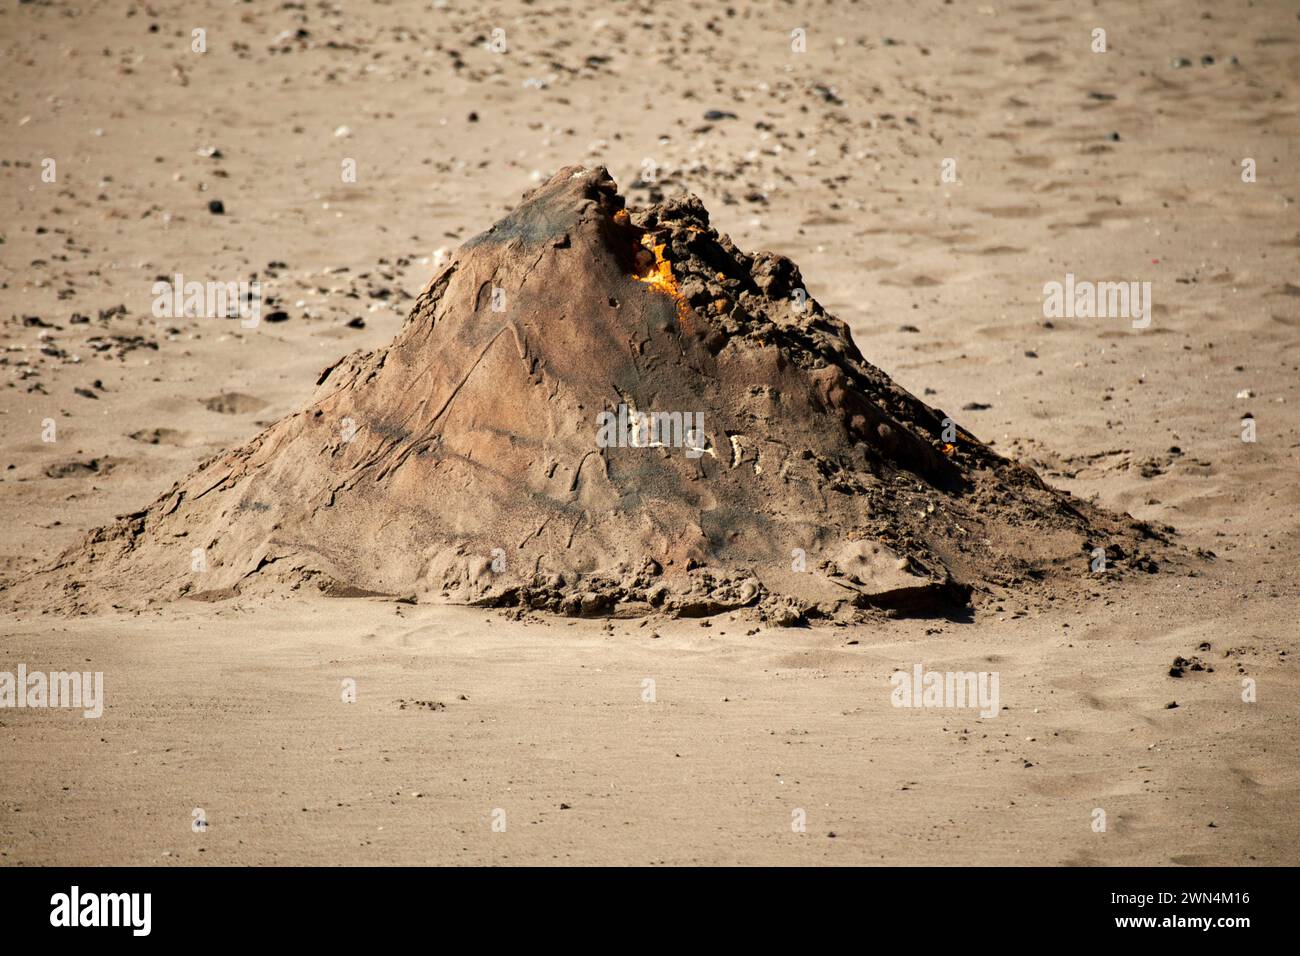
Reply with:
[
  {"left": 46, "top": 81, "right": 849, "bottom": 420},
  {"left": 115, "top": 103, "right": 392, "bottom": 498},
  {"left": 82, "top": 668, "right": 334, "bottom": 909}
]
[{"left": 632, "top": 234, "right": 692, "bottom": 325}]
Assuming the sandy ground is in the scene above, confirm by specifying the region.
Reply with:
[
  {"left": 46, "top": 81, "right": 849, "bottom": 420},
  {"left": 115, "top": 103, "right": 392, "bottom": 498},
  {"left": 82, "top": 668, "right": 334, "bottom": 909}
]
[{"left": 1, "top": 0, "right": 1298, "bottom": 864}]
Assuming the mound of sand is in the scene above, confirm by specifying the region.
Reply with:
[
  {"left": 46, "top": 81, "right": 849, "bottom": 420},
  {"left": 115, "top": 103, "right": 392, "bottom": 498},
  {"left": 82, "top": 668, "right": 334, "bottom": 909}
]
[{"left": 28, "top": 166, "right": 1166, "bottom": 620}]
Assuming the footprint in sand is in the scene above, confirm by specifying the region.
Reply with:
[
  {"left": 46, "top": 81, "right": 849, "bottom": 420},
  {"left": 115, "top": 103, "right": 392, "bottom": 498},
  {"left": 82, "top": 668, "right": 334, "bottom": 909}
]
[
  {"left": 879, "top": 273, "right": 947, "bottom": 289},
  {"left": 1011, "top": 154, "right": 1056, "bottom": 170},
  {"left": 201, "top": 392, "right": 268, "bottom": 415},
  {"left": 127, "top": 427, "right": 198, "bottom": 447},
  {"left": 977, "top": 205, "right": 1045, "bottom": 220},
  {"left": 43, "top": 458, "right": 116, "bottom": 479}
]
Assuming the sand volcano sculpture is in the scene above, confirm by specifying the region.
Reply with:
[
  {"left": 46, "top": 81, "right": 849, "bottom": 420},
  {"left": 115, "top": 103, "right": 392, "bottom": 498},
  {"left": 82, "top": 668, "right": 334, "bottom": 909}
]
[{"left": 33, "top": 166, "right": 1166, "bottom": 620}]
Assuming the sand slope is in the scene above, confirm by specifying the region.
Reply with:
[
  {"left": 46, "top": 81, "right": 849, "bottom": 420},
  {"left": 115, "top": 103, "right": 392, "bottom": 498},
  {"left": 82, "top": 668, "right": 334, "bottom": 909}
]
[{"left": 20, "top": 166, "right": 1166, "bottom": 620}]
